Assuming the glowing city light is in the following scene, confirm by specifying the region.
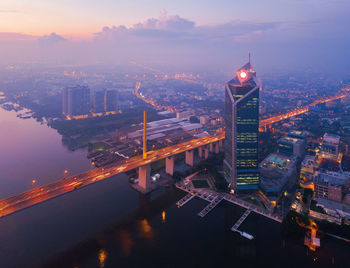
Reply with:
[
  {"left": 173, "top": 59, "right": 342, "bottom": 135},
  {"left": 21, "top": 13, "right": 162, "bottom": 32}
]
[{"left": 240, "top": 71, "right": 247, "bottom": 79}]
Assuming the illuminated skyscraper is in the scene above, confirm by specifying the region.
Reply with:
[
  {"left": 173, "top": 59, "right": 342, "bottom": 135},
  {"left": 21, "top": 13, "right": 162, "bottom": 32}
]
[{"left": 224, "top": 60, "right": 260, "bottom": 192}]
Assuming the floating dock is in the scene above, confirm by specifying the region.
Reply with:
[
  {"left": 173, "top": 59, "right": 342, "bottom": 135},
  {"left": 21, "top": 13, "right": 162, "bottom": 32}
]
[
  {"left": 231, "top": 209, "right": 252, "bottom": 231},
  {"left": 198, "top": 195, "right": 223, "bottom": 217},
  {"left": 230, "top": 209, "right": 254, "bottom": 240},
  {"left": 176, "top": 192, "right": 196, "bottom": 207}
]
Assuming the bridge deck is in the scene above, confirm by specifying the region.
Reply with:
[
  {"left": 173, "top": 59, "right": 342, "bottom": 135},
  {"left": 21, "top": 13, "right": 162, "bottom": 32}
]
[{"left": 0, "top": 134, "right": 223, "bottom": 219}]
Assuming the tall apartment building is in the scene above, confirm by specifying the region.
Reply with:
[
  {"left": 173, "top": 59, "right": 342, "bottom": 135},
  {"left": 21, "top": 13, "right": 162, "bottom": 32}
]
[{"left": 62, "top": 85, "right": 90, "bottom": 117}]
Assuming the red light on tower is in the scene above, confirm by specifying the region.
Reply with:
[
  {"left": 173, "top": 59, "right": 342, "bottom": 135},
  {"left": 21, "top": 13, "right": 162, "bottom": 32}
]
[{"left": 240, "top": 71, "right": 247, "bottom": 79}]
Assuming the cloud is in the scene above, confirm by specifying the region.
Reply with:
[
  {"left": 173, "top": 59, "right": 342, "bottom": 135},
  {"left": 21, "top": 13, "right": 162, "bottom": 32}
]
[
  {"left": 0, "top": 32, "right": 36, "bottom": 41},
  {"left": 94, "top": 10, "right": 196, "bottom": 41},
  {"left": 38, "top": 32, "right": 66, "bottom": 45},
  {"left": 93, "top": 11, "right": 280, "bottom": 45},
  {"left": 133, "top": 9, "right": 195, "bottom": 31},
  {"left": 1, "top": 10, "right": 349, "bottom": 73}
]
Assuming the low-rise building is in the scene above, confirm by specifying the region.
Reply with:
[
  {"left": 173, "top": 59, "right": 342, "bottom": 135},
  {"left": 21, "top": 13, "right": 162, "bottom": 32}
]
[
  {"left": 300, "top": 155, "right": 316, "bottom": 182},
  {"left": 278, "top": 136, "right": 306, "bottom": 158},
  {"left": 314, "top": 171, "right": 350, "bottom": 203},
  {"left": 259, "top": 153, "right": 297, "bottom": 205},
  {"left": 319, "top": 133, "right": 340, "bottom": 160}
]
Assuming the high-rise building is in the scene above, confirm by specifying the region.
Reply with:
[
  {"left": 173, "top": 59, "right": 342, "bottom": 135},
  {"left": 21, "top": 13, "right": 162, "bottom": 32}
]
[
  {"left": 105, "top": 90, "right": 117, "bottom": 112},
  {"left": 224, "top": 61, "right": 260, "bottom": 192},
  {"left": 62, "top": 85, "right": 90, "bottom": 117},
  {"left": 93, "top": 90, "right": 105, "bottom": 113}
]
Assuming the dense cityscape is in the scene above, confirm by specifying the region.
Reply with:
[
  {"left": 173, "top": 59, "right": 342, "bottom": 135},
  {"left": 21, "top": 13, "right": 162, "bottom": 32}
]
[{"left": 1, "top": 0, "right": 350, "bottom": 267}]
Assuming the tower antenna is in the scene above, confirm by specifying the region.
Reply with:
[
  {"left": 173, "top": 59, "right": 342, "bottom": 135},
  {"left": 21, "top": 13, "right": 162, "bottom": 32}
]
[{"left": 248, "top": 52, "right": 251, "bottom": 64}]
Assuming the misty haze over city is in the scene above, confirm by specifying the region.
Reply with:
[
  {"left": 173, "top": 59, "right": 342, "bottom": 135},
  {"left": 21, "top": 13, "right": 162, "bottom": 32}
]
[{"left": 1, "top": 1, "right": 350, "bottom": 267}]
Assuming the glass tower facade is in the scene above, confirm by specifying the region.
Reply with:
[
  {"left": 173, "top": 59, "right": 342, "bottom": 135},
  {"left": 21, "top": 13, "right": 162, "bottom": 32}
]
[{"left": 223, "top": 62, "right": 260, "bottom": 192}]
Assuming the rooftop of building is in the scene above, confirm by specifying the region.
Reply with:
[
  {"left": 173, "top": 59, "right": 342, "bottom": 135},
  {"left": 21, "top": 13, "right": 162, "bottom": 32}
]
[
  {"left": 260, "top": 153, "right": 296, "bottom": 170},
  {"left": 323, "top": 133, "right": 340, "bottom": 145},
  {"left": 279, "top": 136, "right": 304, "bottom": 145},
  {"left": 288, "top": 130, "right": 306, "bottom": 139},
  {"left": 316, "top": 197, "right": 350, "bottom": 214},
  {"left": 315, "top": 171, "right": 350, "bottom": 186},
  {"left": 259, "top": 153, "right": 297, "bottom": 182},
  {"left": 259, "top": 153, "right": 297, "bottom": 195},
  {"left": 302, "top": 155, "right": 316, "bottom": 168},
  {"left": 127, "top": 117, "right": 202, "bottom": 138}
]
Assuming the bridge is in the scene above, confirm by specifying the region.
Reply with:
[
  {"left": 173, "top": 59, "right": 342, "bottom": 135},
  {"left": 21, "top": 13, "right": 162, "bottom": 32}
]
[{"left": 0, "top": 132, "right": 224, "bottom": 218}]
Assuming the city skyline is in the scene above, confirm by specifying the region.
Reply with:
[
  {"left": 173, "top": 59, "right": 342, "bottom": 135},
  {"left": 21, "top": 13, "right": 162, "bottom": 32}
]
[{"left": 1, "top": 1, "right": 350, "bottom": 266}]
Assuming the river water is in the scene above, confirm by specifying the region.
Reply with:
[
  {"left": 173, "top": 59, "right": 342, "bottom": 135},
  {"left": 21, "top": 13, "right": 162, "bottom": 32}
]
[{"left": 0, "top": 103, "right": 349, "bottom": 268}]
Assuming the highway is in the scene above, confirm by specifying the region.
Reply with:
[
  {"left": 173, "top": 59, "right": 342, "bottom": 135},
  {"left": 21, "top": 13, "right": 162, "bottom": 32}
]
[
  {"left": 0, "top": 132, "right": 224, "bottom": 218},
  {"left": 259, "top": 90, "right": 350, "bottom": 127}
]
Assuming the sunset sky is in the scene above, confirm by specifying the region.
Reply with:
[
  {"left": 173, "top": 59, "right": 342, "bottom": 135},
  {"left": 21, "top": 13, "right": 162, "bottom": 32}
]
[
  {"left": 1, "top": 0, "right": 344, "bottom": 37},
  {"left": 0, "top": 0, "right": 349, "bottom": 72}
]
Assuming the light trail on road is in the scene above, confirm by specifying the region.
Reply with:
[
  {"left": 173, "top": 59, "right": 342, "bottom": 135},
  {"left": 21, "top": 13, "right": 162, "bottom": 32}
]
[
  {"left": 259, "top": 90, "right": 350, "bottom": 127},
  {"left": 0, "top": 132, "right": 224, "bottom": 219}
]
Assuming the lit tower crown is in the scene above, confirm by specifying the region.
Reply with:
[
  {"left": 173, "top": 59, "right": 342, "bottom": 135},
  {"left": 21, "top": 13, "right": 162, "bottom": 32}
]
[{"left": 236, "top": 62, "right": 256, "bottom": 85}]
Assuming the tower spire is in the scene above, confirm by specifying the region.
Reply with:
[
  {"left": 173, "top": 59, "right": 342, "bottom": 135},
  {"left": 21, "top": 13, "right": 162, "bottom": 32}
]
[{"left": 248, "top": 52, "right": 251, "bottom": 64}]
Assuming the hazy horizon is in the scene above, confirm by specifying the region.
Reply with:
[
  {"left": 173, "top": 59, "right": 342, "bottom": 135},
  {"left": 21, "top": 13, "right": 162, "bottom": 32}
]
[{"left": 1, "top": 1, "right": 350, "bottom": 74}]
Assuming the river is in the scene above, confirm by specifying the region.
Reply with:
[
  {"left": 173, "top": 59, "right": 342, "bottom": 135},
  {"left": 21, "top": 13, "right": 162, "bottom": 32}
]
[{"left": 0, "top": 102, "right": 349, "bottom": 268}]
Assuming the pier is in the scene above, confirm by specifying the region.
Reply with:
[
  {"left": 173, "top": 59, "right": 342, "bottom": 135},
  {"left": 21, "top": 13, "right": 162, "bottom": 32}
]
[
  {"left": 175, "top": 184, "right": 282, "bottom": 224},
  {"left": 231, "top": 209, "right": 252, "bottom": 231},
  {"left": 198, "top": 194, "right": 224, "bottom": 217},
  {"left": 176, "top": 192, "right": 196, "bottom": 207}
]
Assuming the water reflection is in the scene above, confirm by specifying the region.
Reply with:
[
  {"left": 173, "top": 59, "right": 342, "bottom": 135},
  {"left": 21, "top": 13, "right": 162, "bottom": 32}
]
[
  {"left": 139, "top": 219, "right": 153, "bottom": 240},
  {"left": 118, "top": 230, "right": 133, "bottom": 257},
  {"left": 98, "top": 249, "right": 107, "bottom": 268},
  {"left": 0, "top": 103, "right": 91, "bottom": 198},
  {"left": 162, "top": 210, "right": 166, "bottom": 223}
]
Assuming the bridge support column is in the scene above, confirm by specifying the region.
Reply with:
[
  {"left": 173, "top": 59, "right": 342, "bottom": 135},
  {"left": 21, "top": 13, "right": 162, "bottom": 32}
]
[
  {"left": 165, "top": 156, "right": 174, "bottom": 176},
  {"left": 209, "top": 143, "right": 213, "bottom": 153},
  {"left": 138, "top": 164, "right": 151, "bottom": 190},
  {"left": 185, "top": 150, "right": 194, "bottom": 166},
  {"left": 218, "top": 140, "right": 223, "bottom": 148},
  {"left": 203, "top": 145, "right": 209, "bottom": 160},
  {"left": 215, "top": 141, "right": 220, "bottom": 154},
  {"left": 198, "top": 146, "right": 203, "bottom": 159}
]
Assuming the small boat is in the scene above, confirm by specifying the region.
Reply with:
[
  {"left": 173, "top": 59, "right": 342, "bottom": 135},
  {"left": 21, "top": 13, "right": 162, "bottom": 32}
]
[{"left": 240, "top": 231, "right": 254, "bottom": 240}]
